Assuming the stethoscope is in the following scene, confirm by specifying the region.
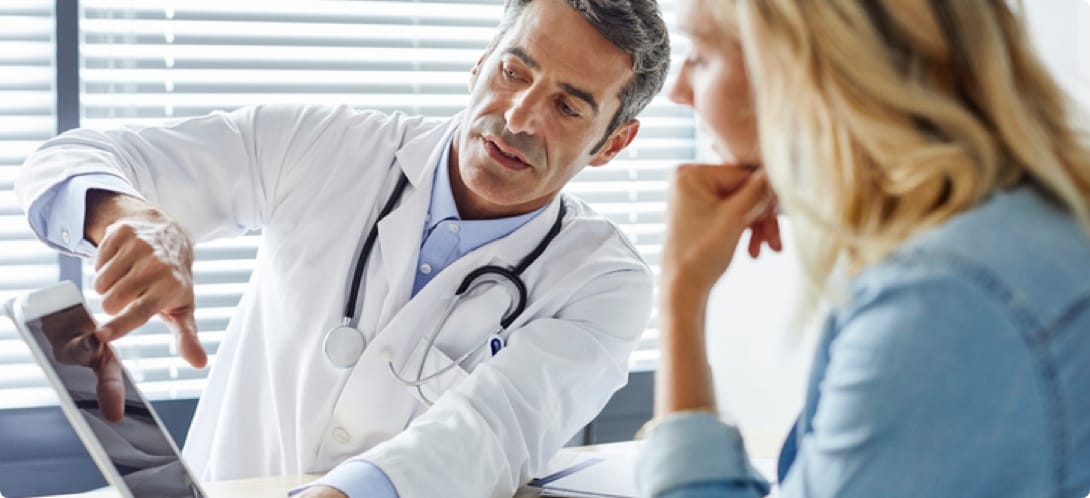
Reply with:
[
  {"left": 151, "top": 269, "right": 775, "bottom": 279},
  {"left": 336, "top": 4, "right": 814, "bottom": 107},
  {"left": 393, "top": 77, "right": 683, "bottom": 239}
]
[{"left": 323, "top": 172, "right": 567, "bottom": 403}]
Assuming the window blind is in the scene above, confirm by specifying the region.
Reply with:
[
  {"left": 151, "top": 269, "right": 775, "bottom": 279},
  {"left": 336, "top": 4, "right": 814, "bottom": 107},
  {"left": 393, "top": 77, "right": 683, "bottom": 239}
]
[
  {"left": 79, "top": 0, "right": 691, "bottom": 387},
  {"left": 0, "top": 0, "right": 61, "bottom": 409}
]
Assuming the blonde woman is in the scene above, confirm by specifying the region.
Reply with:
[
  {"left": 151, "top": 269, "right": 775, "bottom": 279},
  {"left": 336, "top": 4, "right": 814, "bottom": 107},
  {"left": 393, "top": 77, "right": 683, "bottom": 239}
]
[{"left": 639, "top": 1, "right": 1090, "bottom": 497}]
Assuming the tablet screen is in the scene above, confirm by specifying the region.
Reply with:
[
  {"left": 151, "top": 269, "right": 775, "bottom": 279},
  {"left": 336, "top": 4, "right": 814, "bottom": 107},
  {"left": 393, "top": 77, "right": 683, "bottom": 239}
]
[{"left": 22, "top": 304, "right": 205, "bottom": 498}]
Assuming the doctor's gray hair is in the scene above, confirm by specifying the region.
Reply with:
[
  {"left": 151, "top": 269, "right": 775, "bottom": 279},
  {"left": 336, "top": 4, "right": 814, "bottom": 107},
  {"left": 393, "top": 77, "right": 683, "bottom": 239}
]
[{"left": 494, "top": 0, "right": 671, "bottom": 151}]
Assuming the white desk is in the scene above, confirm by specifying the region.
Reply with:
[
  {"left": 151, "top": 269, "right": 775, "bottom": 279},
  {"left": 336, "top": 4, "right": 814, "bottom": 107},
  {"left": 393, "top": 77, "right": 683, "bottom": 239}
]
[
  {"left": 38, "top": 442, "right": 643, "bottom": 498},
  {"left": 45, "top": 474, "right": 318, "bottom": 498}
]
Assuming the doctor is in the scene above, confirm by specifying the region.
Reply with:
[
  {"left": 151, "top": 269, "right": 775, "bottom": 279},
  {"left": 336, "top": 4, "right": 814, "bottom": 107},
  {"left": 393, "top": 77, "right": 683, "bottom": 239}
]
[{"left": 17, "top": 0, "right": 670, "bottom": 496}]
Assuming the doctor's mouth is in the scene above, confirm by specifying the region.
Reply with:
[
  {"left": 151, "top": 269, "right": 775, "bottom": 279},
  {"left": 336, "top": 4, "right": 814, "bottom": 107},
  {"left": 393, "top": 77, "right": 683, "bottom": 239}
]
[
  {"left": 484, "top": 136, "right": 534, "bottom": 171},
  {"left": 471, "top": 115, "right": 546, "bottom": 171}
]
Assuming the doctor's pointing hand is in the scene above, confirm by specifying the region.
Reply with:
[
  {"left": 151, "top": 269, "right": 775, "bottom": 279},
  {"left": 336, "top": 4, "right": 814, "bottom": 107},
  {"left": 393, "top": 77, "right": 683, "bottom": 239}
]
[{"left": 85, "top": 189, "right": 207, "bottom": 371}]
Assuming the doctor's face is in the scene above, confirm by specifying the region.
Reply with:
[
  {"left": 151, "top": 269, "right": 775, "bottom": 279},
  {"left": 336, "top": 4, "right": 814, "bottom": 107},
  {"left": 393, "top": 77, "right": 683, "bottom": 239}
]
[{"left": 452, "top": 0, "right": 639, "bottom": 219}]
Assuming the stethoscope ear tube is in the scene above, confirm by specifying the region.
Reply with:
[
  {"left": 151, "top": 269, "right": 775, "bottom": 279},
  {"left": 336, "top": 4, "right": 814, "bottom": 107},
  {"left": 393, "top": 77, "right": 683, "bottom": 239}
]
[
  {"left": 456, "top": 266, "right": 527, "bottom": 329},
  {"left": 343, "top": 174, "right": 411, "bottom": 321}
]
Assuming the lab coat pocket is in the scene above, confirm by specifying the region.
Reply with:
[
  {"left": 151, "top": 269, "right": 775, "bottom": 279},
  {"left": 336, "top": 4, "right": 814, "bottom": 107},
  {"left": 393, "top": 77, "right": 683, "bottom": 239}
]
[
  {"left": 394, "top": 284, "right": 512, "bottom": 405},
  {"left": 396, "top": 334, "right": 472, "bottom": 405}
]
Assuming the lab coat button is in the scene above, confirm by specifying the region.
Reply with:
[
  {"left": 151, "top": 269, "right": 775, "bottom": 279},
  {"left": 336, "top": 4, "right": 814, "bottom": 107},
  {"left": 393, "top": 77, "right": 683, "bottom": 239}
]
[
  {"left": 332, "top": 427, "right": 351, "bottom": 443},
  {"left": 419, "top": 263, "right": 432, "bottom": 275},
  {"left": 61, "top": 230, "right": 70, "bottom": 244},
  {"left": 448, "top": 223, "right": 460, "bottom": 233}
]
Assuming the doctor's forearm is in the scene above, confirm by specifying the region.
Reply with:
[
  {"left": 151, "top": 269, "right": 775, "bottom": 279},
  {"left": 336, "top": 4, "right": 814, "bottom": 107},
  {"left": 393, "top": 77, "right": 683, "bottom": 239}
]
[{"left": 655, "top": 282, "right": 718, "bottom": 416}]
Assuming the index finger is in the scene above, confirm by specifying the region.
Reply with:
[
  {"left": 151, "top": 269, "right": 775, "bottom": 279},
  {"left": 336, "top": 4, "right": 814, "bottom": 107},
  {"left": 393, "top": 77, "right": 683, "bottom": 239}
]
[
  {"left": 93, "top": 346, "right": 125, "bottom": 422},
  {"left": 96, "top": 295, "right": 161, "bottom": 342},
  {"left": 94, "top": 223, "right": 133, "bottom": 272},
  {"left": 674, "top": 163, "right": 754, "bottom": 198}
]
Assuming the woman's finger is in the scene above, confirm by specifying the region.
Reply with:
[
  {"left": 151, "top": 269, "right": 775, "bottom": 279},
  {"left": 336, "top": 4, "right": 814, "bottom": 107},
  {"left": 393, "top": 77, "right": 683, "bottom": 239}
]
[
  {"left": 748, "top": 229, "right": 762, "bottom": 258},
  {"left": 767, "top": 215, "right": 783, "bottom": 252},
  {"left": 674, "top": 163, "right": 754, "bottom": 199},
  {"left": 722, "top": 170, "right": 771, "bottom": 224}
]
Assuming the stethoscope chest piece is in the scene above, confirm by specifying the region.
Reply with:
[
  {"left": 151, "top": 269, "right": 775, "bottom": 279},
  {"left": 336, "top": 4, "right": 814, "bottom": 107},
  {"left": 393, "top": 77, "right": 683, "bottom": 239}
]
[{"left": 324, "top": 324, "right": 367, "bottom": 369}]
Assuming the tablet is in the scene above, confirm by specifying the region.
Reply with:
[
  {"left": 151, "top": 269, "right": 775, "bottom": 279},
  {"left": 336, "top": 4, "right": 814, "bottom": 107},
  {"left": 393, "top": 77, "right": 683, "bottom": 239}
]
[{"left": 3, "top": 281, "right": 207, "bottom": 498}]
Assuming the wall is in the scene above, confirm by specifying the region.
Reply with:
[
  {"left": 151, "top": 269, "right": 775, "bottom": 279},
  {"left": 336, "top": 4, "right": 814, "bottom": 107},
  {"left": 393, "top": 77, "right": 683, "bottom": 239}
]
[
  {"left": 1024, "top": 0, "right": 1090, "bottom": 109},
  {"left": 704, "top": 227, "right": 813, "bottom": 458}
]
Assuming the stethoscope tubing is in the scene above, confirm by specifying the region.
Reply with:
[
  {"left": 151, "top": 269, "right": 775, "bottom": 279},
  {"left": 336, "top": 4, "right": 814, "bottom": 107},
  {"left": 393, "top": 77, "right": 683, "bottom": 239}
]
[{"left": 327, "top": 171, "right": 568, "bottom": 405}]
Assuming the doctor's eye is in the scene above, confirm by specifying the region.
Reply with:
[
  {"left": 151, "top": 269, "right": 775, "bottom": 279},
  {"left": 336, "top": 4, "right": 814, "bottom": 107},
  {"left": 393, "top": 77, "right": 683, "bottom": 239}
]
[
  {"left": 501, "top": 64, "right": 524, "bottom": 82},
  {"left": 557, "top": 100, "right": 580, "bottom": 118}
]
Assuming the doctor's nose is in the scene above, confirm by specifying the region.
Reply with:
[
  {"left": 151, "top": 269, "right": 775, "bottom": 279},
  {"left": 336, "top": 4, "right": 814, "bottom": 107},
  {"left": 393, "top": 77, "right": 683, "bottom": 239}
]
[{"left": 503, "top": 90, "right": 544, "bottom": 136}]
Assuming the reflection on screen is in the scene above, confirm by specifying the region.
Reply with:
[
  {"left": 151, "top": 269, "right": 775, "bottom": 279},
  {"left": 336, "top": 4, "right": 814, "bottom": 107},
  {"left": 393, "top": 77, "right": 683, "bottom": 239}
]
[{"left": 24, "top": 304, "right": 205, "bottom": 498}]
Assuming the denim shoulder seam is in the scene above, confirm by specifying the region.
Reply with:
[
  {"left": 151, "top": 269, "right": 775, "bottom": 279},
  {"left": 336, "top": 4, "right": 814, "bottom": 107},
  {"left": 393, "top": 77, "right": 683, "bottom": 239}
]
[
  {"left": 879, "top": 247, "right": 1068, "bottom": 497},
  {"left": 1046, "top": 291, "right": 1090, "bottom": 342}
]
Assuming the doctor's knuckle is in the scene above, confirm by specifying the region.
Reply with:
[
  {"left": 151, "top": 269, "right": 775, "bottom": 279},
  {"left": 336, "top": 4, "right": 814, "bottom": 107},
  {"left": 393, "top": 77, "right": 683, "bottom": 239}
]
[
  {"left": 127, "top": 299, "right": 153, "bottom": 318},
  {"left": 109, "top": 222, "right": 135, "bottom": 239},
  {"left": 131, "top": 241, "right": 154, "bottom": 259},
  {"left": 93, "top": 276, "right": 109, "bottom": 294},
  {"left": 144, "top": 260, "right": 168, "bottom": 279},
  {"left": 101, "top": 296, "right": 120, "bottom": 315}
]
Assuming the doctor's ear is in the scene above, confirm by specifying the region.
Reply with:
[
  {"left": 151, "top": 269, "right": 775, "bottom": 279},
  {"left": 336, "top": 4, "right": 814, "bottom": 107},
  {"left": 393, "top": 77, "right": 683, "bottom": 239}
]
[{"left": 589, "top": 119, "right": 640, "bottom": 167}]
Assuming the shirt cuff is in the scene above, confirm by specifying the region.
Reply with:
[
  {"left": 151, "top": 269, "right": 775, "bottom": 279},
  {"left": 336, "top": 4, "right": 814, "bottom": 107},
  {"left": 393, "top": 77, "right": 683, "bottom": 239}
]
[
  {"left": 637, "top": 412, "right": 771, "bottom": 498},
  {"left": 32, "top": 173, "right": 142, "bottom": 258},
  {"left": 300, "top": 460, "right": 399, "bottom": 498}
]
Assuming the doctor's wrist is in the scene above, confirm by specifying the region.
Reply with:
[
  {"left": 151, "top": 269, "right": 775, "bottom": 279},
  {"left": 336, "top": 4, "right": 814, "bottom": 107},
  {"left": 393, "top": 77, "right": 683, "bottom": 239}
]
[{"left": 84, "top": 189, "right": 163, "bottom": 246}]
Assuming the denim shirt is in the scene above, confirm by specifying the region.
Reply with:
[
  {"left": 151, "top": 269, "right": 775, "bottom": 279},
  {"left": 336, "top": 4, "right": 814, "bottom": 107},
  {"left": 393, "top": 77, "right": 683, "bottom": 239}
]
[{"left": 638, "top": 186, "right": 1090, "bottom": 498}]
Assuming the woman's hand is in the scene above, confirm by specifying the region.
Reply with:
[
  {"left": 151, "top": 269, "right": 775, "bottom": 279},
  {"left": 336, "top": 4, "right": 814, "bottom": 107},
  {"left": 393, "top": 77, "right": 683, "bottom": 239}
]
[
  {"left": 661, "top": 164, "right": 779, "bottom": 298},
  {"left": 654, "top": 163, "right": 779, "bottom": 415}
]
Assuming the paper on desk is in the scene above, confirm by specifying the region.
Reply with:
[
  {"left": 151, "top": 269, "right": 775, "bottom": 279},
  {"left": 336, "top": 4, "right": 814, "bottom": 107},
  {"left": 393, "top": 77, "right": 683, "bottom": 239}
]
[
  {"left": 527, "top": 447, "right": 638, "bottom": 498},
  {"left": 527, "top": 446, "right": 779, "bottom": 498}
]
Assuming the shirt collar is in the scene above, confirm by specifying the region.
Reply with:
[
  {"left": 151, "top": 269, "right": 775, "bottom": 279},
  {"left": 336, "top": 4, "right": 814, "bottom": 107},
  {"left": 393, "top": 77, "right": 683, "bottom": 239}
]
[
  {"left": 427, "top": 140, "right": 461, "bottom": 230},
  {"left": 426, "top": 134, "right": 545, "bottom": 253}
]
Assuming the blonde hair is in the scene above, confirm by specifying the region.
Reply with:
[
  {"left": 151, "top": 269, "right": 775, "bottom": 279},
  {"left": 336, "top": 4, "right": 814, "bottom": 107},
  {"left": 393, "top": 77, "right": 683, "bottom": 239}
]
[{"left": 700, "top": 0, "right": 1090, "bottom": 309}]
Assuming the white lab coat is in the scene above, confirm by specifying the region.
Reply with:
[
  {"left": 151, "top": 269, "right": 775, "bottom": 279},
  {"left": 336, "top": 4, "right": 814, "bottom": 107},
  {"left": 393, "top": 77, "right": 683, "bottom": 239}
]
[{"left": 16, "top": 104, "right": 653, "bottom": 498}]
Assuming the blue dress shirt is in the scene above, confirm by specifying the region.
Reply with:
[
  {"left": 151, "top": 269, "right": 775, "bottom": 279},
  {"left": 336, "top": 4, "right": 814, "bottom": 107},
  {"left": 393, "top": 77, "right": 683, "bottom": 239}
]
[
  {"left": 29, "top": 173, "right": 143, "bottom": 257},
  {"left": 410, "top": 140, "right": 543, "bottom": 297},
  {"left": 636, "top": 186, "right": 1090, "bottom": 498},
  {"left": 27, "top": 135, "right": 543, "bottom": 498}
]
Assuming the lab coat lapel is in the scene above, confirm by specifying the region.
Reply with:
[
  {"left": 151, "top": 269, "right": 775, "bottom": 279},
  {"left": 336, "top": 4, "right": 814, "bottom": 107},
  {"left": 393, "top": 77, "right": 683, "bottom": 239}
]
[
  {"left": 385, "top": 195, "right": 565, "bottom": 333},
  {"left": 374, "top": 116, "right": 460, "bottom": 327},
  {"left": 471, "top": 195, "right": 565, "bottom": 272}
]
